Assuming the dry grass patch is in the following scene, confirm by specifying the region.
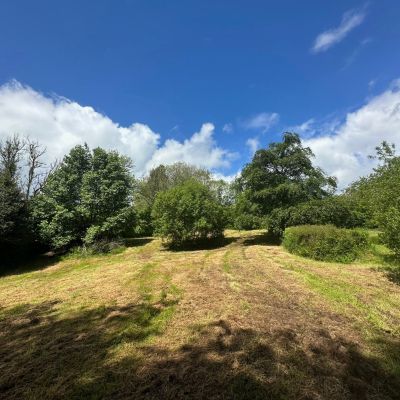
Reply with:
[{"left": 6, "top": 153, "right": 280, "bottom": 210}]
[{"left": 0, "top": 230, "right": 399, "bottom": 399}]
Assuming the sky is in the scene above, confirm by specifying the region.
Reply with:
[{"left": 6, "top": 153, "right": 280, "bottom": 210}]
[{"left": 0, "top": 0, "right": 400, "bottom": 188}]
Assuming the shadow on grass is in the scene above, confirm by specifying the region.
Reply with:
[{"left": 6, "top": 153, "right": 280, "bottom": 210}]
[
  {"left": 1, "top": 300, "right": 399, "bottom": 400},
  {"left": 124, "top": 237, "right": 154, "bottom": 248},
  {"left": 379, "top": 255, "right": 400, "bottom": 285},
  {"left": 1, "top": 238, "right": 154, "bottom": 278},
  {"left": 242, "top": 231, "right": 282, "bottom": 247},
  {"left": 0, "top": 252, "right": 62, "bottom": 278},
  {"left": 166, "top": 236, "right": 239, "bottom": 252}
]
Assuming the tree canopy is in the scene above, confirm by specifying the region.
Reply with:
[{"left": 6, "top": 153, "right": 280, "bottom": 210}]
[
  {"left": 32, "top": 145, "right": 135, "bottom": 249},
  {"left": 237, "top": 132, "right": 337, "bottom": 216},
  {"left": 152, "top": 180, "right": 227, "bottom": 246}
]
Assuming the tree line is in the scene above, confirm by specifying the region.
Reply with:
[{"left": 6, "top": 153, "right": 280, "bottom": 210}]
[{"left": 1, "top": 132, "right": 399, "bottom": 267}]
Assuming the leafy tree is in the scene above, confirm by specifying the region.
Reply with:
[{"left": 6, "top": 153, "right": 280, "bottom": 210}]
[
  {"left": 135, "top": 162, "right": 219, "bottom": 236},
  {"left": 0, "top": 136, "right": 26, "bottom": 243},
  {"left": 237, "top": 132, "right": 336, "bottom": 217},
  {"left": 381, "top": 207, "right": 400, "bottom": 258},
  {"left": 32, "top": 145, "right": 135, "bottom": 249},
  {"left": 152, "top": 180, "right": 226, "bottom": 246},
  {"left": 232, "top": 192, "right": 263, "bottom": 230},
  {"left": 346, "top": 142, "right": 400, "bottom": 227},
  {"left": 136, "top": 162, "right": 212, "bottom": 207}
]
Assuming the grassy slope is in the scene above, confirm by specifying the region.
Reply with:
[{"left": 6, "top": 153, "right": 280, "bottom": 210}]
[{"left": 0, "top": 230, "right": 399, "bottom": 400}]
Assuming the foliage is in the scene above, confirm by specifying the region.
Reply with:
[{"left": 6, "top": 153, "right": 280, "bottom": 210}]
[
  {"left": 32, "top": 145, "right": 135, "bottom": 249},
  {"left": 152, "top": 180, "right": 227, "bottom": 246},
  {"left": 136, "top": 163, "right": 212, "bottom": 208},
  {"left": 283, "top": 225, "right": 368, "bottom": 263},
  {"left": 380, "top": 207, "right": 400, "bottom": 258},
  {"left": 0, "top": 135, "right": 49, "bottom": 261},
  {"left": 268, "top": 197, "right": 365, "bottom": 236},
  {"left": 232, "top": 193, "right": 263, "bottom": 230},
  {"left": 237, "top": 132, "right": 337, "bottom": 218},
  {"left": 346, "top": 142, "right": 400, "bottom": 227},
  {"left": 133, "top": 206, "right": 154, "bottom": 237},
  {"left": 136, "top": 162, "right": 233, "bottom": 235}
]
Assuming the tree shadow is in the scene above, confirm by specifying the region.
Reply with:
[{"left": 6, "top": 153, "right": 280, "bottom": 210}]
[
  {"left": 242, "top": 231, "right": 282, "bottom": 246},
  {"left": 166, "top": 236, "right": 239, "bottom": 252},
  {"left": 377, "top": 254, "right": 400, "bottom": 285},
  {"left": 1, "top": 300, "right": 399, "bottom": 400},
  {"left": 124, "top": 237, "right": 154, "bottom": 248},
  {"left": 0, "top": 252, "right": 61, "bottom": 278},
  {"left": 1, "top": 238, "right": 155, "bottom": 278}
]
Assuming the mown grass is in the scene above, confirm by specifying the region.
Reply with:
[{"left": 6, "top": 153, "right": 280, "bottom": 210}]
[{"left": 0, "top": 230, "right": 399, "bottom": 399}]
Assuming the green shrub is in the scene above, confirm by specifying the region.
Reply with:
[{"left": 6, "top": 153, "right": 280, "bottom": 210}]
[
  {"left": 268, "top": 197, "right": 365, "bottom": 237},
  {"left": 233, "top": 213, "right": 263, "bottom": 230},
  {"left": 380, "top": 207, "right": 400, "bottom": 258},
  {"left": 283, "top": 225, "right": 368, "bottom": 263},
  {"left": 133, "top": 206, "right": 154, "bottom": 237},
  {"left": 152, "top": 180, "right": 227, "bottom": 246}
]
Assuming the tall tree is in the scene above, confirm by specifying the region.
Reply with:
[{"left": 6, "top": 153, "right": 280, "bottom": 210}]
[
  {"left": 32, "top": 145, "right": 135, "bottom": 249},
  {"left": 0, "top": 136, "right": 27, "bottom": 244},
  {"left": 237, "top": 132, "right": 336, "bottom": 216},
  {"left": 346, "top": 142, "right": 400, "bottom": 227}
]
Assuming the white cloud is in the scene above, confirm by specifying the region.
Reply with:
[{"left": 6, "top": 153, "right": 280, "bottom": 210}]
[
  {"left": 246, "top": 137, "right": 260, "bottom": 154},
  {"left": 0, "top": 81, "right": 235, "bottom": 176},
  {"left": 288, "top": 118, "right": 315, "bottom": 136},
  {"left": 222, "top": 123, "right": 233, "bottom": 133},
  {"left": 312, "top": 7, "right": 366, "bottom": 53},
  {"left": 243, "top": 112, "right": 279, "bottom": 133},
  {"left": 144, "top": 122, "right": 237, "bottom": 171},
  {"left": 304, "top": 80, "right": 400, "bottom": 189}
]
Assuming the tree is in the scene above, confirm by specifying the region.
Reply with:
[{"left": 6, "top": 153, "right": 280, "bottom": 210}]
[
  {"left": 32, "top": 145, "right": 135, "bottom": 249},
  {"left": 346, "top": 142, "right": 400, "bottom": 227},
  {"left": 0, "top": 135, "right": 49, "bottom": 265},
  {"left": 25, "top": 138, "right": 46, "bottom": 199},
  {"left": 237, "top": 132, "right": 336, "bottom": 217},
  {"left": 381, "top": 207, "right": 400, "bottom": 258},
  {"left": 134, "top": 162, "right": 215, "bottom": 236},
  {"left": 0, "top": 136, "right": 26, "bottom": 244},
  {"left": 136, "top": 162, "right": 212, "bottom": 207},
  {"left": 152, "top": 180, "right": 227, "bottom": 246}
]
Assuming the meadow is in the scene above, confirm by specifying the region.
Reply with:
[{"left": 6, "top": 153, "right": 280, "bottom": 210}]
[{"left": 0, "top": 230, "right": 399, "bottom": 400}]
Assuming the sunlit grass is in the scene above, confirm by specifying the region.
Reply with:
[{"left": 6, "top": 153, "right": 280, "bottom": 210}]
[{"left": 0, "top": 230, "right": 399, "bottom": 399}]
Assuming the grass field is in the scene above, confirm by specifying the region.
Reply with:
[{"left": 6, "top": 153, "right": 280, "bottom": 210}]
[{"left": 0, "top": 230, "right": 399, "bottom": 400}]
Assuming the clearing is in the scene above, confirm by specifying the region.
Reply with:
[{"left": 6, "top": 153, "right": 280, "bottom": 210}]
[{"left": 0, "top": 230, "right": 399, "bottom": 399}]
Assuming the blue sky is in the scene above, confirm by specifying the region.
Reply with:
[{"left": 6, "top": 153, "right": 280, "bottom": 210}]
[{"left": 0, "top": 0, "right": 400, "bottom": 187}]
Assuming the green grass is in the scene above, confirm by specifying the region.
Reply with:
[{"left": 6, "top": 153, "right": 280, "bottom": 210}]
[{"left": 0, "top": 230, "right": 399, "bottom": 399}]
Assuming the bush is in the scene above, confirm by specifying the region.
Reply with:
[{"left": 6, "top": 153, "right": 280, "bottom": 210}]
[
  {"left": 380, "top": 207, "right": 400, "bottom": 258},
  {"left": 268, "top": 197, "right": 365, "bottom": 237},
  {"left": 283, "top": 225, "right": 368, "bottom": 263},
  {"left": 233, "top": 213, "right": 263, "bottom": 230},
  {"left": 133, "top": 206, "right": 154, "bottom": 237},
  {"left": 152, "top": 180, "right": 227, "bottom": 246}
]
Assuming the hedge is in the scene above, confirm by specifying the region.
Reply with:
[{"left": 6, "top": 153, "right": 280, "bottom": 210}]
[
  {"left": 282, "top": 225, "right": 368, "bottom": 263},
  {"left": 267, "top": 197, "right": 365, "bottom": 237}
]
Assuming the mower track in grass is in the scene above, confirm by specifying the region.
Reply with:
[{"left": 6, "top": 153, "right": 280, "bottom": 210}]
[{"left": 0, "top": 230, "right": 399, "bottom": 399}]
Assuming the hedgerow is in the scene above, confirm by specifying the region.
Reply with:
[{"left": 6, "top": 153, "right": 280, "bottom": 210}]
[{"left": 282, "top": 225, "right": 368, "bottom": 263}]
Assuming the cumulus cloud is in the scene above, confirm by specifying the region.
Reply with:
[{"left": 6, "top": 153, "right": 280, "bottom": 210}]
[
  {"left": 0, "top": 81, "right": 235, "bottom": 176},
  {"left": 144, "top": 122, "right": 237, "bottom": 171},
  {"left": 243, "top": 112, "right": 279, "bottom": 133},
  {"left": 312, "top": 7, "right": 366, "bottom": 53},
  {"left": 303, "top": 80, "right": 400, "bottom": 189}
]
